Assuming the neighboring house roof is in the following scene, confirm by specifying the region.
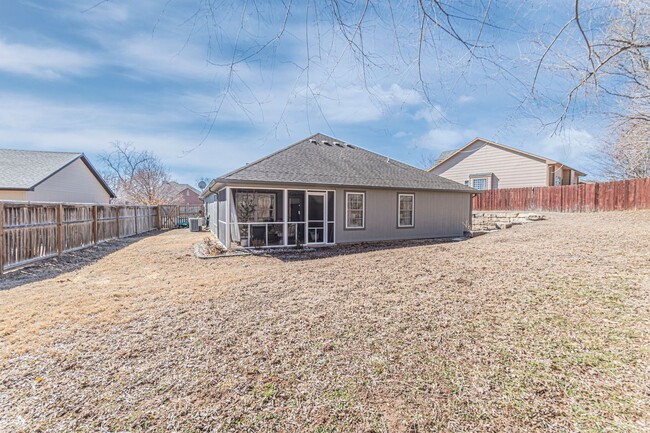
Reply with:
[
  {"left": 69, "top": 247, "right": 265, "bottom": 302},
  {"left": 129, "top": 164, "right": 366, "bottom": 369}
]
[
  {"left": 0, "top": 149, "right": 115, "bottom": 197},
  {"left": 435, "top": 149, "right": 457, "bottom": 164},
  {"left": 203, "top": 133, "right": 475, "bottom": 197},
  {"left": 429, "top": 137, "right": 587, "bottom": 176},
  {"left": 168, "top": 181, "right": 200, "bottom": 195}
]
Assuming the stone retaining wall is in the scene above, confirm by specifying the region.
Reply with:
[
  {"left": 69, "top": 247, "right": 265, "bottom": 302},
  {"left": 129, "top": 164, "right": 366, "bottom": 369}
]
[{"left": 472, "top": 212, "right": 545, "bottom": 231}]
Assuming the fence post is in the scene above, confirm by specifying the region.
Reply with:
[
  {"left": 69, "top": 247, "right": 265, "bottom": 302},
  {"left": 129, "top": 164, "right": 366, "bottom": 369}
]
[
  {"left": 57, "top": 204, "right": 64, "bottom": 256},
  {"left": 594, "top": 183, "right": 600, "bottom": 212},
  {"left": 92, "top": 205, "right": 98, "bottom": 244},
  {"left": 529, "top": 188, "right": 533, "bottom": 211},
  {"left": 116, "top": 206, "right": 120, "bottom": 238},
  {"left": 0, "top": 203, "right": 4, "bottom": 275},
  {"left": 157, "top": 205, "right": 162, "bottom": 229},
  {"left": 133, "top": 206, "right": 138, "bottom": 234}
]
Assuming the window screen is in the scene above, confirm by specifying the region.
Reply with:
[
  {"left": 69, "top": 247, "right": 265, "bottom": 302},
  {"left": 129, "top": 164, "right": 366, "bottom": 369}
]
[
  {"left": 398, "top": 194, "right": 414, "bottom": 227},
  {"left": 345, "top": 192, "right": 364, "bottom": 229}
]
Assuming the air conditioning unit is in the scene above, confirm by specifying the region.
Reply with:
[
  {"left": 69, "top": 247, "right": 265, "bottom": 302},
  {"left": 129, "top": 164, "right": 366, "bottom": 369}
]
[{"left": 189, "top": 218, "right": 201, "bottom": 232}]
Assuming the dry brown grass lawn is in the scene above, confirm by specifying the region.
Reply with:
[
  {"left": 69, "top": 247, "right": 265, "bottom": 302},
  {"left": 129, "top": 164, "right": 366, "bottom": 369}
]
[{"left": 1, "top": 211, "right": 649, "bottom": 432}]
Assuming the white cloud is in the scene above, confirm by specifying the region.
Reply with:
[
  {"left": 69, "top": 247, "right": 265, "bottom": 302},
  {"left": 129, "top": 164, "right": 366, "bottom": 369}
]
[
  {"left": 457, "top": 95, "right": 475, "bottom": 104},
  {"left": 533, "top": 128, "right": 597, "bottom": 172},
  {"left": 0, "top": 39, "right": 98, "bottom": 79},
  {"left": 416, "top": 127, "right": 477, "bottom": 151},
  {"left": 290, "top": 83, "right": 424, "bottom": 124},
  {"left": 111, "top": 34, "right": 227, "bottom": 82},
  {"left": 78, "top": 2, "right": 130, "bottom": 23},
  {"left": 0, "top": 93, "right": 249, "bottom": 184},
  {"left": 413, "top": 106, "right": 445, "bottom": 123},
  {"left": 183, "top": 82, "right": 425, "bottom": 127},
  {"left": 26, "top": 0, "right": 131, "bottom": 23}
]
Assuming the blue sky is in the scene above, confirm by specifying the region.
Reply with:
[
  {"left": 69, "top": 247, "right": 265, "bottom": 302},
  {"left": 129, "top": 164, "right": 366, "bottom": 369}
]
[{"left": 0, "top": 1, "right": 604, "bottom": 186}]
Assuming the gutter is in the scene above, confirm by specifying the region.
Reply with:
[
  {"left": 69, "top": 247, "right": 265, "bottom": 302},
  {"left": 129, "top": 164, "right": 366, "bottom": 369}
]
[{"left": 200, "top": 178, "right": 476, "bottom": 195}]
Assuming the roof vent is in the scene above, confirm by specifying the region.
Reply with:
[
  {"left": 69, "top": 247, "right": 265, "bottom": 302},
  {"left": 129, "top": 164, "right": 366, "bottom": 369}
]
[
  {"left": 322, "top": 140, "right": 332, "bottom": 146},
  {"left": 334, "top": 141, "right": 344, "bottom": 147},
  {"left": 309, "top": 139, "right": 318, "bottom": 144}
]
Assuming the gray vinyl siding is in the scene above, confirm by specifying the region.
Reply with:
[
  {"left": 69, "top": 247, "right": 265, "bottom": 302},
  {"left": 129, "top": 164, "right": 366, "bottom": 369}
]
[
  {"left": 335, "top": 188, "right": 470, "bottom": 243},
  {"left": 431, "top": 140, "right": 548, "bottom": 189},
  {"left": 205, "top": 183, "right": 471, "bottom": 247}
]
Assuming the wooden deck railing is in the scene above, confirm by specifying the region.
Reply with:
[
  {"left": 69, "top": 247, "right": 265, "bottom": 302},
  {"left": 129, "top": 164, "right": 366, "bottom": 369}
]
[{"left": 0, "top": 202, "right": 160, "bottom": 274}]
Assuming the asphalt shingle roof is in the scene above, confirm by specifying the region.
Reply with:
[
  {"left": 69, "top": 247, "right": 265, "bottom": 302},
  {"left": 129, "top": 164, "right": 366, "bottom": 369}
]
[
  {"left": 168, "top": 181, "right": 200, "bottom": 195},
  {"left": 214, "top": 134, "right": 474, "bottom": 193},
  {"left": 0, "top": 149, "right": 82, "bottom": 190},
  {"left": 0, "top": 148, "right": 115, "bottom": 196},
  {"left": 435, "top": 149, "right": 458, "bottom": 164}
]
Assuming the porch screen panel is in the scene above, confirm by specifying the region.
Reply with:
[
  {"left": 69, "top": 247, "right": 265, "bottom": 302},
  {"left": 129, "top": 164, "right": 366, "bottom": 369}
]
[
  {"left": 217, "top": 190, "right": 227, "bottom": 244},
  {"left": 327, "top": 191, "right": 335, "bottom": 243},
  {"left": 233, "top": 189, "right": 284, "bottom": 247},
  {"left": 230, "top": 189, "right": 240, "bottom": 242},
  {"left": 288, "top": 190, "right": 306, "bottom": 245}
]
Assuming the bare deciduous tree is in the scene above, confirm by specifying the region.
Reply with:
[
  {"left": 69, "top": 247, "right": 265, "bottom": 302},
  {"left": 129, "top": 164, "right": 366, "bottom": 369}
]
[
  {"left": 595, "top": 118, "right": 650, "bottom": 179},
  {"left": 533, "top": 0, "right": 650, "bottom": 126},
  {"left": 100, "top": 141, "right": 176, "bottom": 205},
  {"left": 89, "top": 1, "right": 649, "bottom": 162},
  {"left": 416, "top": 152, "right": 441, "bottom": 170}
]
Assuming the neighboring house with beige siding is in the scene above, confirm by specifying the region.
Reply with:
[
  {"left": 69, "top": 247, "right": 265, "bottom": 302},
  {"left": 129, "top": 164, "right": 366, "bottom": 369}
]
[
  {"left": 202, "top": 133, "right": 474, "bottom": 248},
  {"left": 0, "top": 149, "right": 115, "bottom": 203},
  {"left": 428, "top": 138, "right": 586, "bottom": 190}
]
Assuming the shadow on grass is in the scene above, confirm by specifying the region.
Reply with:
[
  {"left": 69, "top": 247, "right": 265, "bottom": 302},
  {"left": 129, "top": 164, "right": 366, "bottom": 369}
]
[
  {"left": 0, "top": 230, "right": 164, "bottom": 291},
  {"left": 254, "top": 236, "right": 466, "bottom": 262}
]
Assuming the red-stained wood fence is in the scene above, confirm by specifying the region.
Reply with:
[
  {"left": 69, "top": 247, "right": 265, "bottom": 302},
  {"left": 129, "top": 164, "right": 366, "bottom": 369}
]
[{"left": 472, "top": 178, "right": 650, "bottom": 212}]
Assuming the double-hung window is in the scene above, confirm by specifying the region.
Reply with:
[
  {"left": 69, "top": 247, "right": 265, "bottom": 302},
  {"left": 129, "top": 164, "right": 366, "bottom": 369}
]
[
  {"left": 398, "top": 194, "right": 414, "bottom": 227},
  {"left": 345, "top": 192, "right": 365, "bottom": 229}
]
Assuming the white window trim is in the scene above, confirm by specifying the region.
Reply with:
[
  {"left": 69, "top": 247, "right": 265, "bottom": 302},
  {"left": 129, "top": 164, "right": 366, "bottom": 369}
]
[
  {"left": 345, "top": 191, "right": 365, "bottom": 229},
  {"left": 397, "top": 193, "right": 415, "bottom": 228},
  {"left": 472, "top": 178, "right": 488, "bottom": 190}
]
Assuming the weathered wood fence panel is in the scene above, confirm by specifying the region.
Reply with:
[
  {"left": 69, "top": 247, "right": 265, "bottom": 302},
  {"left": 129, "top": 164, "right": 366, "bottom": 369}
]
[
  {"left": 97, "top": 206, "right": 118, "bottom": 242},
  {"left": 1, "top": 202, "right": 162, "bottom": 274},
  {"left": 2, "top": 203, "right": 59, "bottom": 271},
  {"left": 63, "top": 205, "right": 94, "bottom": 252},
  {"left": 119, "top": 207, "right": 137, "bottom": 238},
  {"left": 473, "top": 178, "right": 650, "bottom": 212},
  {"left": 159, "top": 205, "right": 203, "bottom": 229}
]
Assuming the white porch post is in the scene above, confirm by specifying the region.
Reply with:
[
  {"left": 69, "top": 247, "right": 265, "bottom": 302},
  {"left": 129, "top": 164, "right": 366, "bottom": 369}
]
[
  {"left": 225, "top": 186, "right": 231, "bottom": 248},
  {"left": 324, "top": 192, "right": 328, "bottom": 244},
  {"left": 283, "top": 189, "right": 288, "bottom": 246}
]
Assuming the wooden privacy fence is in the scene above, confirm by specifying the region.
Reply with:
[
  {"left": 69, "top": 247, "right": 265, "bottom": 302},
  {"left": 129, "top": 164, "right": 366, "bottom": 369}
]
[
  {"left": 473, "top": 178, "right": 650, "bottom": 212},
  {"left": 0, "top": 202, "right": 160, "bottom": 274},
  {"left": 160, "top": 205, "right": 204, "bottom": 229}
]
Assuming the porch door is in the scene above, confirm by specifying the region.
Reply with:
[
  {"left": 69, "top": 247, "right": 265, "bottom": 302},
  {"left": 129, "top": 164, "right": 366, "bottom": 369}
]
[{"left": 306, "top": 192, "right": 326, "bottom": 244}]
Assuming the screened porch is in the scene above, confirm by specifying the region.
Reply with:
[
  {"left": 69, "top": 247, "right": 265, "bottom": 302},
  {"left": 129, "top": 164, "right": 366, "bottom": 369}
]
[{"left": 215, "top": 188, "right": 335, "bottom": 248}]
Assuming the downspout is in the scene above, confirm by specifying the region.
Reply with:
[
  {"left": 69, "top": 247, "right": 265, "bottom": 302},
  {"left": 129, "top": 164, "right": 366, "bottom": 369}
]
[{"left": 469, "top": 193, "right": 475, "bottom": 234}]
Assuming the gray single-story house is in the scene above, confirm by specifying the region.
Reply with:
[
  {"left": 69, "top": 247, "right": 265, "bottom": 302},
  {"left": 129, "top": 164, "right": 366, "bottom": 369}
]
[{"left": 201, "top": 133, "right": 475, "bottom": 248}]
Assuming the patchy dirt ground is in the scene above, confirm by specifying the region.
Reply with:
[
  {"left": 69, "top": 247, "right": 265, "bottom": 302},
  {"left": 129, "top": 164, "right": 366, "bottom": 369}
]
[{"left": 0, "top": 212, "right": 649, "bottom": 433}]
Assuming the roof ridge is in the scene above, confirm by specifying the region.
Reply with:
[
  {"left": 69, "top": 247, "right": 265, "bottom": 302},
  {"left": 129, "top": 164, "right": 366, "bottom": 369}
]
[
  {"left": 431, "top": 137, "right": 556, "bottom": 169},
  {"left": 0, "top": 148, "right": 81, "bottom": 155},
  {"left": 219, "top": 133, "right": 325, "bottom": 180},
  {"left": 198, "top": 133, "right": 477, "bottom": 196}
]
